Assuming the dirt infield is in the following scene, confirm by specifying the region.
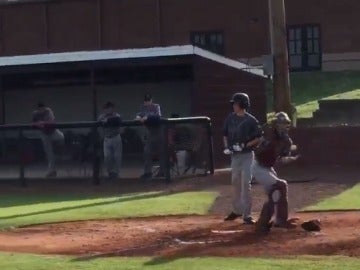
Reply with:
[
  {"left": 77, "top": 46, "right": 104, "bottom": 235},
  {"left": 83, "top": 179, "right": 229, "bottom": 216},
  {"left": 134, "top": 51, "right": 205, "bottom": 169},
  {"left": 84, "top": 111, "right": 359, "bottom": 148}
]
[
  {"left": 0, "top": 165, "right": 358, "bottom": 259},
  {"left": 0, "top": 211, "right": 359, "bottom": 258}
]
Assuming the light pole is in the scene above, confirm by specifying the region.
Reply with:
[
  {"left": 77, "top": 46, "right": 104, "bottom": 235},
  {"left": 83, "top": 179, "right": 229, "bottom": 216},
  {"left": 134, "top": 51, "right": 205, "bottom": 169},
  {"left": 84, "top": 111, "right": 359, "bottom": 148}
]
[{"left": 268, "top": 0, "right": 296, "bottom": 123}]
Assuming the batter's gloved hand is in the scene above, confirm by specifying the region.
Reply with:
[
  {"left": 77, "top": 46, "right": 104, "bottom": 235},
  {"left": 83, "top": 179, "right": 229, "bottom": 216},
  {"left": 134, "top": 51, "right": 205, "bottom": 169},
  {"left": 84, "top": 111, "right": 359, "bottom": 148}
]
[
  {"left": 232, "top": 143, "right": 244, "bottom": 152},
  {"left": 223, "top": 148, "right": 232, "bottom": 155},
  {"left": 301, "top": 219, "right": 321, "bottom": 232},
  {"left": 290, "top": 144, "right": 298, "bottom": 152}
]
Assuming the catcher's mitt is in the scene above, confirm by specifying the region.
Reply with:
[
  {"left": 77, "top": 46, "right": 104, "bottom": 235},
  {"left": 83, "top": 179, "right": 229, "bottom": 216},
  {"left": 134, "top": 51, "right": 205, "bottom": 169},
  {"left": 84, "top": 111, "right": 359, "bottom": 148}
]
[{"left": 301, "top": 219, "right": 321, "bottom": 232}]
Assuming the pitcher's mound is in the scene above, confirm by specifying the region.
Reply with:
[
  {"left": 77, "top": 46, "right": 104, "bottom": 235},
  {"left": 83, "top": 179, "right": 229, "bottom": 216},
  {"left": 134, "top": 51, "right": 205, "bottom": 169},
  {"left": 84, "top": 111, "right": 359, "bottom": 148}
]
[{"left": 0, "top": 211, "right": 359, "bottom": 258}]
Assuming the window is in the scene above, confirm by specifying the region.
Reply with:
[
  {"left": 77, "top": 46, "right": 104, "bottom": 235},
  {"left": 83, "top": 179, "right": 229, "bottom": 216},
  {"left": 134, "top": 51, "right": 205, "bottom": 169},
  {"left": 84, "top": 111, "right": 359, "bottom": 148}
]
[
  {"left": 287, "top": 25, "right": 321, "bottom": 71},
  {"left": 191, "top": 31, "right": 224, "bottom": 55},
  {"left": 288, "top": 27, "right": 303, "bottom": 69}
]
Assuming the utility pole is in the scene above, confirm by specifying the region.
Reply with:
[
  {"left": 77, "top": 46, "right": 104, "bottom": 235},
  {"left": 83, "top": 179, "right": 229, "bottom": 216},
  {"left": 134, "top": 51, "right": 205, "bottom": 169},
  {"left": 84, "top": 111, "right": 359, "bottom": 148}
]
[{"left": 268, "top": 0, "right": 296, "bottom": 123}]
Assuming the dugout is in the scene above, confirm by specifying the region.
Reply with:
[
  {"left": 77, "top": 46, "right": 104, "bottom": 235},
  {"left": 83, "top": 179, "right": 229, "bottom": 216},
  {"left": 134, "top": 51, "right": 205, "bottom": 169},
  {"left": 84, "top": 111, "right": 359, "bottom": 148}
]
[{"left": 0, "top": 45, "right": 267, "bottom": 167}]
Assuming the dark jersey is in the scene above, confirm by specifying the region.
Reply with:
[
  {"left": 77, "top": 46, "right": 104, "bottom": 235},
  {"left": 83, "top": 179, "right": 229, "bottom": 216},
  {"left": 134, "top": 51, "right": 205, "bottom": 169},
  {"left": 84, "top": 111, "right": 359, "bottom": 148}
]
[
  {"left": 255, "top": 127, "right": 293, "bottom": 168},
  {"left": 32, "top": 108, "right": 54, "bottom": 123},
  {"left": 98, "top": 112, "right": 122, "bottom": 138},
  {"left": 32, "top": 107, "right": 56, "bottom": 135},
  {"left": 136, "top": 103, "right": 162, "bottom": 130},
  {"left": 223, "top": 112, "right": 262, "bottom": 153},
  {"left": 136, "top": 103, "right": 161, "bottom": 118}
]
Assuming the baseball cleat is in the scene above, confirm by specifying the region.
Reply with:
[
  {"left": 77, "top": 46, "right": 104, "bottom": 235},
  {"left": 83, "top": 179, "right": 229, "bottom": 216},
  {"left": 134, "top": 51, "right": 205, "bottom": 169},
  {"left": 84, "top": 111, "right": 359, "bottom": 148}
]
[
  {"left": 224, "top": 212, "right": 242, "bottom": 221},
  {"left": 255, "top": 221, "right": 273, "bottom": 233},
  {"left": 243, "top": 217, "right": 256, "bottom": 225}
]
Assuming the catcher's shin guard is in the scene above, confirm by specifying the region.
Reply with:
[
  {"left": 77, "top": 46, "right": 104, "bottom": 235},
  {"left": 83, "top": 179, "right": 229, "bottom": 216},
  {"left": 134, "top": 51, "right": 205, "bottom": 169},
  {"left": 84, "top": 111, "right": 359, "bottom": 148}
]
[
  {"left": 274, "top": 180, "right": 289, "bottom": 226},
  {"left": 256, "top": 195, "right": 275, "bottom": 232},
  {"left": 256, "top": 180, "right": 289, "bottom": 232}
]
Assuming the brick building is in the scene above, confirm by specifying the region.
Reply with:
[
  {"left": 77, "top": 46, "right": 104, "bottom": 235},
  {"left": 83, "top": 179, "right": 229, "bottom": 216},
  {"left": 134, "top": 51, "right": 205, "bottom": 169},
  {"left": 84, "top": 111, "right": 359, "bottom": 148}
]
[
  {"left": 0, "top": 0, "right": 358, "bottom": 168},
  {"left": 0, "top": 0, "right": 359, "bottom": 71}
]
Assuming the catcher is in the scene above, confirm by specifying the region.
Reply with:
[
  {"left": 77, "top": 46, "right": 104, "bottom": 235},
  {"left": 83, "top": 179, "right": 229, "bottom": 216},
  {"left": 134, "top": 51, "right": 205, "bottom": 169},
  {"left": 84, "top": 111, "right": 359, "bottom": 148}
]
[{"left": 253, "top": 112, "right": 300, "bottom": 232}]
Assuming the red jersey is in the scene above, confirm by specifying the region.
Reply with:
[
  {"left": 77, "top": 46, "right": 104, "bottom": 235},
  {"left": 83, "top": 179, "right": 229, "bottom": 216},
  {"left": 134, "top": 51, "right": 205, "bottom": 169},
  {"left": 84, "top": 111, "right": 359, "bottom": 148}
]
[{"left": 255, "top": 127, "right": 293, "bottom": 168}]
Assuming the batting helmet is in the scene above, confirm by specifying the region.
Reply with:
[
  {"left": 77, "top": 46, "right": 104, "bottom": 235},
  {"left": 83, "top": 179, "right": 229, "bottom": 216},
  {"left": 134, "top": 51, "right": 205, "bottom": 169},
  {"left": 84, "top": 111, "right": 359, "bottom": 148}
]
[
  {"left": 144, "top": 93, "right": 152, "bottom": 102},
  {"left": 103, "top": 101, "right": 115, "bottom": 109},
  {"left": 230, "top": 93, "right": 250, "bottom": 109}
]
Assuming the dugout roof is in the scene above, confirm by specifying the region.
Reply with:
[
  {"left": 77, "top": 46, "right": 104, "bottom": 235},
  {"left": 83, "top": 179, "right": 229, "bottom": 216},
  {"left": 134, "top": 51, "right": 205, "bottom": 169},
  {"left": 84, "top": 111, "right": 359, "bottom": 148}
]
[{"left": 0, "top": 45, "right": 265, "bottom": 77}]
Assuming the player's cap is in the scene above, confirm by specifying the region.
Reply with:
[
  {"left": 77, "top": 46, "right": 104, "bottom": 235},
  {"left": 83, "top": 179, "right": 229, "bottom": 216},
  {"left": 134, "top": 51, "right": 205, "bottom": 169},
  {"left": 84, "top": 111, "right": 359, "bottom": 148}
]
[
  {"left": 103, "top": 101, "right": 115, "bottom": 108},
  {"left": 37, "top": 102, "right": 46, "bottom": 108},
  {"left": 144, "top": 93, "right": 152, "bottom": 101}
]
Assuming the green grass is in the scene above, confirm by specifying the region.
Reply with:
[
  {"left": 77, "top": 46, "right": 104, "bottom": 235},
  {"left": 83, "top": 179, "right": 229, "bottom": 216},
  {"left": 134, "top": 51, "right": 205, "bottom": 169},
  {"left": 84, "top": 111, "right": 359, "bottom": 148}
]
[
  {"left": 0, "top": 191, "right": 217, "bottom": 229},
  {"left": 296, "top": 88, "right": 360, "bottom": 118},
  {"left": 267, "top": 71, "right": 360, "bottom": 119},
  {"left": 323, "top": 89, "right": 360, "bottom": 100},
  {"left": 304, "top": 184, "right": 360, "bottom": 211},
  {"left": 0, "top": 253, "right": 358, "bottom": 270}
]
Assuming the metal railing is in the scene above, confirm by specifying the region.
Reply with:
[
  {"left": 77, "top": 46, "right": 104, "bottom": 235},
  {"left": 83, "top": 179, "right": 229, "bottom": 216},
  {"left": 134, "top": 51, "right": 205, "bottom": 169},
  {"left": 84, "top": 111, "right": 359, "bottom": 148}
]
[{"left": 0, "top": 117, "right": 214, "bottom": 186}]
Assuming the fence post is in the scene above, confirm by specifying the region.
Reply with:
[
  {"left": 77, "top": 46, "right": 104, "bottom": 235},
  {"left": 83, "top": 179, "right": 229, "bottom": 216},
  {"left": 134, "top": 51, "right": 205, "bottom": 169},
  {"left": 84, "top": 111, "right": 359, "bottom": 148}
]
[
  {"left": 92, "top": 127, "right": 101, "bottom": 185},
  {"left": 18, "top": 129, "right": 27, "bottom": 187},
  {"left": 164, "top": 120, "right": 171, "bottom": 183},
  {"left": 206, "top": 119, "right": 215, "bottom": 175}
]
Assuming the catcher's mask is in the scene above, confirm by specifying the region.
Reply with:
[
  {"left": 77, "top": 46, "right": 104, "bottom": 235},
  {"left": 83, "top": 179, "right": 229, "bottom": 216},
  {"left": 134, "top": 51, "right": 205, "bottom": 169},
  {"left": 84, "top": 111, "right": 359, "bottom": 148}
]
[{"left": 273, "top": 112, "right": 291, "bottom": 137}]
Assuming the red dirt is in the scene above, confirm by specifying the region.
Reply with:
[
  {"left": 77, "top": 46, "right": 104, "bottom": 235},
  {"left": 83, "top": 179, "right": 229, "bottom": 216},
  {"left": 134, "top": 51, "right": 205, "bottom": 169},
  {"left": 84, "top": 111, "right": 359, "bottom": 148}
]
[
  {"left": 0, "top": 211, "right": 359, "bottom": 258},
  {"left": 0, "top": 165, "right": 358, "bottom": 260}
]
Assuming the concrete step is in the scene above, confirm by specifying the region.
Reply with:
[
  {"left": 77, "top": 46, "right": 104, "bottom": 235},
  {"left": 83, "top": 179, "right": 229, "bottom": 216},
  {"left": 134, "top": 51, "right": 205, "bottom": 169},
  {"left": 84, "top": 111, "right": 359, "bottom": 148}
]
[
  {"left": 297, "top": 118, "right": 314, "bottom": 127},
  {"left": 318, "top": 99, "right": 360, "bottom": 111}
]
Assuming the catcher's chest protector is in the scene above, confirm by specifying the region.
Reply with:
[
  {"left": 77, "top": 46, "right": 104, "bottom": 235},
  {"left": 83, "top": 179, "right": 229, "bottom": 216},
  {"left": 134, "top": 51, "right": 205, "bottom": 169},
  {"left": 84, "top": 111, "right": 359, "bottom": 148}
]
[{"left": 255, "top": 129, "right": 290, "bottom": 167}]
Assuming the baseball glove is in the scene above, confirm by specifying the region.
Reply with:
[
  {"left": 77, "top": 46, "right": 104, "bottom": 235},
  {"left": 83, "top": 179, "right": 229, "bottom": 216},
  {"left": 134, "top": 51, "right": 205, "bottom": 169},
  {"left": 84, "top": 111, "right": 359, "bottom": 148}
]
[{"left": 301, "top": 219, "right": 321, "bottom": 232}]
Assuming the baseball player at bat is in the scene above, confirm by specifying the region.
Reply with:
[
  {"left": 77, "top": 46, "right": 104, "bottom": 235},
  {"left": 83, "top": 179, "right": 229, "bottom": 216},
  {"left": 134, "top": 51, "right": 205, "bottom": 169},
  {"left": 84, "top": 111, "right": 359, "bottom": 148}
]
[
  {"left": 253, "top": 112, "right": 300, "bottom": 233},
  {"left": 223, "top": 93, "right": 263, "bottom": 224}
]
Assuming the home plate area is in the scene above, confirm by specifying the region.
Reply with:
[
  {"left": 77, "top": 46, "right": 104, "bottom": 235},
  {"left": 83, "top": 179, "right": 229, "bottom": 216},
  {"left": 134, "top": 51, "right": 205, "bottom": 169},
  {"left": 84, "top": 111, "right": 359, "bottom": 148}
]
[{"left": 0, "top": 211, "right": 359, "bottom": 258}]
